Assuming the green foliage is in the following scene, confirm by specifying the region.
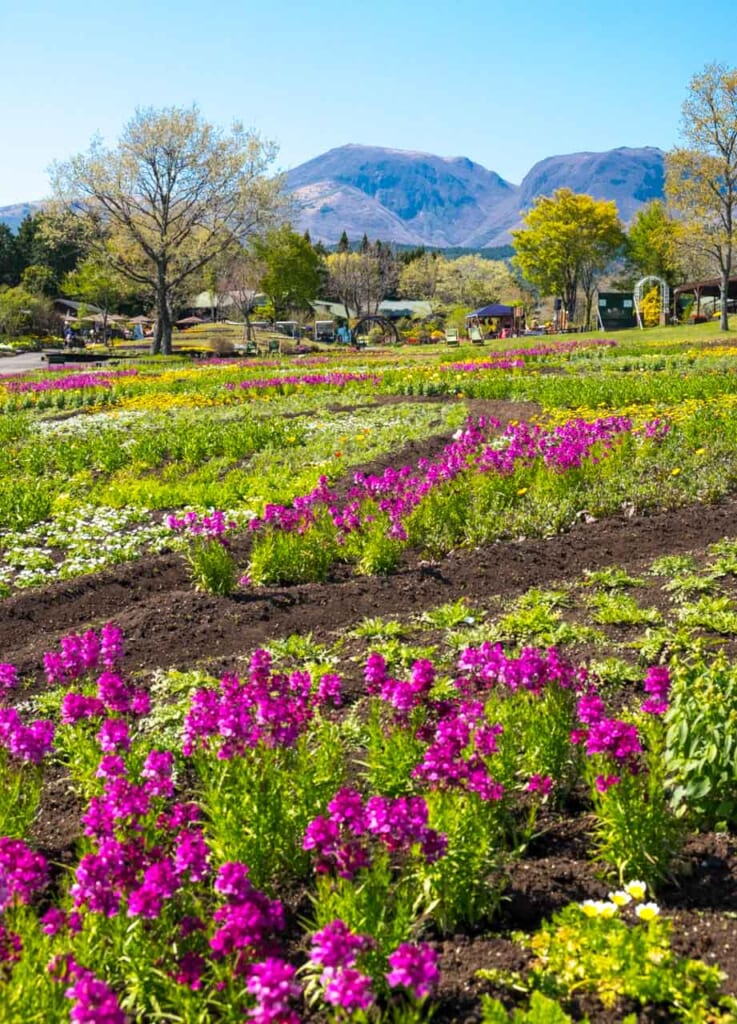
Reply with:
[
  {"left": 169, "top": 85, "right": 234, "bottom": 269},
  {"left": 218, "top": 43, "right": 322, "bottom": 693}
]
[
  {"left": 184, "top": 538, "right": 239, "bottom": 596},
  {"left": 512, "top": 188, "right": 624, "bottom": 325},
  {"left": 677, "top": 594, "right": 737, "bottom": 634},
  {"left": 420, "top": 597, "right": 483, "bottom": 629},
  {"left": 587, "top": 715, "right": 683, "bottom": 887},
  {"left": 248, "top": 523, "right": 337, "bottom": 585},
  {"left": 251, "top": 224, "right": 323, "bottom": 320},
  {"left": 195, "top": 721, "right": 345, "bottom": 890},
  {"left": 587, "top": 591, "right": 662, "bottom": 626},
  {"left": 0, "top": 752, "right": 44, "bottom": 839},
  {"left": 515, "top": 897, "right": 735, "bottom": 1021},
  {"left": 481, "top": 992, "right": 580, "bottom": 1024},
  {"left": 665, "top": 655, "right": 737, "bottom": 828},
  {"left": 581, "top": 566, "right": 646, "bottom": 590},
  {"left": 626, "top": 200, "right": 680, "bottom": 285}
]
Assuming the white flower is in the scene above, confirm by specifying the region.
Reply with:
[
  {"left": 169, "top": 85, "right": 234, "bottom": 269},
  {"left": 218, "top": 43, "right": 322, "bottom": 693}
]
[
  {"left": 608, "top": 889, "right": 632, "bottom": 907},
  {"left": 634, "top": 902, "right": 660, "bottom": 921},
  {"left": 624, "top": 880, "right": 647, "bottom": 901}
]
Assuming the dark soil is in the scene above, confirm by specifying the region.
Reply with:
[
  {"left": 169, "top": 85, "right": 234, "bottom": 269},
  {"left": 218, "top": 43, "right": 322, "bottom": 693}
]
[{"left": 4, "top": 396, "right": 737, "bottom": 1021}]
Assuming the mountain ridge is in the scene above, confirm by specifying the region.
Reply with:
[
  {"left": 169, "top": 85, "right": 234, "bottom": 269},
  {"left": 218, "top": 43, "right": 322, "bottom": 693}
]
[
  {"left": 1, "top": 144, "right": 666, "bottom": 249},
  {"left": 285, "top": 144, "right": 665, "bottom": 248}
]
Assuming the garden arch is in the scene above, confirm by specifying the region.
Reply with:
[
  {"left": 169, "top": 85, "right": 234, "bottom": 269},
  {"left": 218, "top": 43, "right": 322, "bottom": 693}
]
[{"left": 351, "top": 315, "right": 400, "bottom": 346}]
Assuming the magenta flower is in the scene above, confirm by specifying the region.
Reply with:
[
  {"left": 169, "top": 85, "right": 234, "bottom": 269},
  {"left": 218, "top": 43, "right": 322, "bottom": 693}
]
[
  {"left": 386, "top": 941, "right": 440, "bottom": 999},
  {"left": 65, "top": 967, "right": 126, "bottom": 1024},
  {"left": 321, "top": 965, "right": 375, "bottom": 1011},
  {"left": 526, "top": 774, "right": 553, "bottom": 795},
  {"left": 246, "top": 958, "right": 302, "bottom": 1023},
  {"left": 310, "top": 920, "right": 375, "bottom": 968}
]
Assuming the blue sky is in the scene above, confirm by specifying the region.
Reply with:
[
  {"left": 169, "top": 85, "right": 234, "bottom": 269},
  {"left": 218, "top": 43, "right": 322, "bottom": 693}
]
[{"left": 2, "top": 0, "right": 737, "bottom": 205}]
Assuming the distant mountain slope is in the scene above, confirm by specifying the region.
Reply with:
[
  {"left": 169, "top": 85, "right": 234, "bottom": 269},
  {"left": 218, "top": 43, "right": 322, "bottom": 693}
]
[
  {"left": 468, "top": 146, "right": 666, "bottom": 247},
  {"left": 0, "top": 201, "right": 43, "bottom": 233},
  {"left": 287, "top": 144, "right": 518, "bottom": 247},
  {"left": 1, "top": 145, "right": 666, "bottom": 249}
]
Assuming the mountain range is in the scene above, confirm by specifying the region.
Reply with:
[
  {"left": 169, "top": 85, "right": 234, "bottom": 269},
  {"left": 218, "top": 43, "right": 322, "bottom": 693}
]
[
  {"left": 0, "top": 144, "right": 665, "bottom": 250},
  {"left": 285, "top": 144, "right": 665, "bottom": 248}
]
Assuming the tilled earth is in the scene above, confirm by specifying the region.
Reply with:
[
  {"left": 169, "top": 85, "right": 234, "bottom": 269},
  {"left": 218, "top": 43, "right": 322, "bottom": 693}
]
[{"left": 4, "top": 397, "right": 737, "bottom": 1021}]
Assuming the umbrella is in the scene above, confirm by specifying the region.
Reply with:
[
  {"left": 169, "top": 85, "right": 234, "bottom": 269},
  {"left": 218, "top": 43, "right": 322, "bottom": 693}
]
[
  {"left": 128, "top": 314, "right": 154, "bottom": 324},
  {"left": 176, "top": 316, "right": 206, "bottom": 326},
  {"left": 89, "top": 314, "right": 124, "bottom": 325}
]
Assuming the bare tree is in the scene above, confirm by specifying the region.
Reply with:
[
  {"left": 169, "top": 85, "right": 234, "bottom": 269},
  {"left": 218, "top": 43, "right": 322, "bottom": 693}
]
[
  {"left": 52, "top": 106, "right": 283, "bottom": 354},
  {"left": 667, "top": 64, "right": 737, "bottom": 331}
]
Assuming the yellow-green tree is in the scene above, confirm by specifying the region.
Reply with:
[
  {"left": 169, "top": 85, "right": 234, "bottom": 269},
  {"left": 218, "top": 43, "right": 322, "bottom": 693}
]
[
  {"left": 627, "top": 200, "right": 681, "bottom": 285},
  {"left": 52, "top": 106, "right": 282, "bottom": 354},
  {"left": 666, "top": 63, "right": 737, "bottom": 332},
  {"left": 512, "top": 189, "right": 624, "bottom": 327}
]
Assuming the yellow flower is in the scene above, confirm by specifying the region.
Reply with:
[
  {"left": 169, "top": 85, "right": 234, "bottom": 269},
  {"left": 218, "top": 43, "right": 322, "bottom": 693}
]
[
  {"left": 695, "top": 447, "right": 706, "bottom": 455},
  {"left": 517, "top": 487, "right": 528, "bottom": 496},
  {"left": 671, "top": 467, "right": 681, "bottom": 476}
]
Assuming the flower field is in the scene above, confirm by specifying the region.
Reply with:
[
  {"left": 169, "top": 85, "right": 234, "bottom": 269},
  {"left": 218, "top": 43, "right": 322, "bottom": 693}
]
[{"left": 3, "top": 331, "right": 737, "bottom": 1022}]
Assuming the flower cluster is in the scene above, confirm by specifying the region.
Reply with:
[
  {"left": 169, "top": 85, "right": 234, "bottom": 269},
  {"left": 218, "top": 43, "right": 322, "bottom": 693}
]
[
  {"left": 247, "top": 957, "right": 302, "bottom": 1024},
  {"left": 456, "top": 642, "right": 587, "bottom": 697},
  {"left": 225, "top": 370, "right": 376, "bottom": 396},
  {"left": 165, "top": 509, "right": 238, "bottom": 542},
  {"left": 386, "top": 941, "right": 440, "bottom": 999},
  {"left": 0, "top": 838, "right": 48, "bottom": 910},
  {"left": 43, "top": 623, "right": 124, "bottom": 686},
  {"left": 475, "top": 415, "right": 645, "bottom": 476},
  {"left": 303, "top": 788, "right": 446, "bottom": 879},
  {"left": 309, "top": 920, "right": 376, "bottom": 1012},
  {"left": 0, "top": 707, "right": 54, "bottom": 763},
  {"left": 307, "top": 921, "right": 439, "bottom": 1010},
  {"left": 71, "top": 737, "right": 207, "bottom": 919},
  {"left": 641, "top": 665, "right": 671, "bottom": 716},
  {"left": 183, "top": 649, "right": 341, "bottom": 757},
  {"left": 580, "top": 879, "right": 659, "bottom": 921},
  {"left": 365, "top": 655, "right": 437, "bottom": 716},
  {"left": 572, "top": 686, "right": 644, "bottom": 791},
  {"left": 5, "top": 368, "right": 138, "bottom": 394},
  {"left": 211, "top": 862, "right": 286, "bottom": 974},
  {"left": 412, "top": 702, "right": 505, "bottom": 801},
  {"left": 0, "top": 664, "right": 18, "bottom": 698},
  {"left": 49, "top": 955, "right": 125, "bottom": 1024}
]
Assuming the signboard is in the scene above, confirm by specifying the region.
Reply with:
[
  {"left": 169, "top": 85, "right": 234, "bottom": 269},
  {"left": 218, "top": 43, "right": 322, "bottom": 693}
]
[{"left": 597, "top": 292, "right": 636, "bottom": 330}]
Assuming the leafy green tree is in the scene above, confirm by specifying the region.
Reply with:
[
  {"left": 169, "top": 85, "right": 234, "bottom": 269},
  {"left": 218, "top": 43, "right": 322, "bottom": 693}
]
[
  {"left": 626, "top": 200, "right": 681, "bottom": 285},
  {"left": 20, "top": 264, "right": 56, "bottom": 296},
  {"left": 252, "top": 225, "right": 322, "bottom": 320},
  {"left": 435, "top": 254, "right": 523, "bottom": 310},
  {"left": 63, "top": 253, "right": 135, "bottom": 340},
  {"left": 337, "top": 230, "right": 350, "bottom": 253},
  {"left": 52, "top": 105, "right": 282, "bottom": 354},
  {"left": 398, "top": 251, "right": 443, "bottom": 309},
  {"left": 14, "top": 211, "right": 89, "bottom": 291},
  {"left": 0, "top": 224, "right": 20, "bottom": 287},
  {"left": 512, "top": 189, "right": 624, "bottom": 325},
  {"left": 0, "top": 286, "right": 51, "bottom": 340},
  {"left": 666, "top": 63, "right": 737, "bottom": 331}
]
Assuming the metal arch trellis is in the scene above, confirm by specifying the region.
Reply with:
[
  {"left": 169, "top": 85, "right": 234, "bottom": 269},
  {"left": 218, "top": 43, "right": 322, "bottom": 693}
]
[
  {"left": 350, "top": 315, "right": 400, "bottom": 346},
  {"left": 633, "top": 276, "right": 670, "bottom": 329}
]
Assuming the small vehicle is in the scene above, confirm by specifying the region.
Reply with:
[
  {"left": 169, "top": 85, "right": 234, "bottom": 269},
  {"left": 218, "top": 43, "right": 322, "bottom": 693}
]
[{"left": 314, "top": 320, "right": 336, "bottom": 343}]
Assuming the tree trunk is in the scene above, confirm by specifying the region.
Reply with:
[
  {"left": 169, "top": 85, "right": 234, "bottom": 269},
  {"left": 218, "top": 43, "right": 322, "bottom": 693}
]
[
  {"left": 565, "top": 283, "right": 577, "bottom": 327},
  {"left": 720, "top": 263, "right": 730, "bottom": 331},
  {"left": 151, "top": 263, "right": 173, "bottom": 355}
]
